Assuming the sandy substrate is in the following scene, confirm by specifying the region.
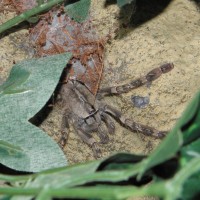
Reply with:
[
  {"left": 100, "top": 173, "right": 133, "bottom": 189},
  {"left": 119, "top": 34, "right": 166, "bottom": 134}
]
[{"left": 1, "top": 0, "right": 200, "bottom": 166}]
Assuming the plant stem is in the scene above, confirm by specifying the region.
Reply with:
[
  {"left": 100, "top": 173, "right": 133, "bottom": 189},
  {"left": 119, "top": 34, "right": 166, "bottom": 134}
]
[
  {"left": 0, "top": 0, "right": 65, "bottom": 34},
  {"left": 0, "top": 174, "right": 33, "bottom": 182},
  {"left": 0, "top": 187, "right": 39, "bottom": 195},
  {"left": 0, "top": 184, "right": 166, "bottom": 199}
]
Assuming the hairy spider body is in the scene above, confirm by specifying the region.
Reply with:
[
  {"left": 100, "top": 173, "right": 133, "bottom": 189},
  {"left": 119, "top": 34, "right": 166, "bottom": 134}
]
[{"left": 59, "top": 63, "right": 174, "bottom": 158}]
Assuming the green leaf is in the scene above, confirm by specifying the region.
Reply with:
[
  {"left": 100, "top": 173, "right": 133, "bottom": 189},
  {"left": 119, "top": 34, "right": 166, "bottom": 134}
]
[
  {"left": 65, "top": 0, "right": 91, "bottom": 23},
  {"left": 180, "top": 173, "right": 200, "bottom": 200},
  {"left": 0, "top": 140, "right": 24, "bottom": 154},
  {"left": 0, "top": 140, "right": 27, "bottom": 159},
  {"left": 2, "top": 158, "right": 199, "bottom": 200},
  {"left": 25, "top": 153, "right": 144, "bottom": 188},
  {"left": 0, "top": 67, "right": 30, "bottom": 95},
  {"left": 0, "top": 53, "right": 71, "bottom": 172},
  {"left": 180, "top": 138, "right": 200, "bottom": 167},
  {"left": 137, "top": 124, "right": 182, "bottom": 179},
  {"left": 117, "top": 0, "right": 135, "bottom": 7},
  {"left": 165, "top": 158, "right": 200, "bottom": 200},
  {"left": 181, "top": 91, "right": 200, "bottom": 145},
  {"left": 28, "top": 161, "right": 101, "bottom": 188}
]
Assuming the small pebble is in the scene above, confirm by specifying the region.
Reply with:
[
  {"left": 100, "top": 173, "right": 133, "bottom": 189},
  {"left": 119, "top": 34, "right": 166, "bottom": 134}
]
[{"left": 131, "top": 95, "right": 150, "bottom": 108}]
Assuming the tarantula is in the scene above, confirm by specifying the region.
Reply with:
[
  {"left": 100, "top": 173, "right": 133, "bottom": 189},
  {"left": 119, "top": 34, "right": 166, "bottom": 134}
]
[{"left": 59, "top": 63, "right": 174, "bottom": 158}]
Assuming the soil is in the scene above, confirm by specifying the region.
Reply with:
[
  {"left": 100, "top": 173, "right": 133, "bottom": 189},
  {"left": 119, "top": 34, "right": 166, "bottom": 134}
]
[{"left": 1, "top": 0, "right": 200, "bottom": 169}]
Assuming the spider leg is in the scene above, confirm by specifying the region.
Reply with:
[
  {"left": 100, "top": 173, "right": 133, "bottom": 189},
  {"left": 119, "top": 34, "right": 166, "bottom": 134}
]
[
  {"left": 100, "top": 112, "right": 115, "bottom": 134},
  {"left": 102, "top": 104, "right": 166, "bottom": 138},
  {"left": 61, "top": 109, "right": 102, "bottom": 158},
  {"left": 59, "top": 108, "right": 71, "bottom": 148},
  {"left": 71, "top": 79, "right": 95, "bottom": 105},
  {"left": 74, "top": 126, "right": 102, "bottom": 158},
  {"left": 97, "top": 123, "right": 109, "bottom": 144},
  {"left": 98, "top": 63, "right": 174, "bottom": 97}
]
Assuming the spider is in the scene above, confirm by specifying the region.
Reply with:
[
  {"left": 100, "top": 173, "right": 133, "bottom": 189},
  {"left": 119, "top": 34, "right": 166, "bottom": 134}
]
[{"left": 59, "top": 63, "right": 174, "bottom": 158}]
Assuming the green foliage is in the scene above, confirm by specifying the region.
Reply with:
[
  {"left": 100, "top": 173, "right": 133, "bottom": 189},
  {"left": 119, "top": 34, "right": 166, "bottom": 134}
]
[
  {"left": 0, "top": 140, "right": 26, "bottom": 157},
  {"left": 65, "top": 0, "right": 91, "bottom": 23},
  {"left": 0, "top": 67, "right": 30, "bottom": 95},
  {"left": 0, "top": 90, "right": 200, "bottom": 199},
  {"left": 0, "top": 53, "right": 71, "bottom": 172}
]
